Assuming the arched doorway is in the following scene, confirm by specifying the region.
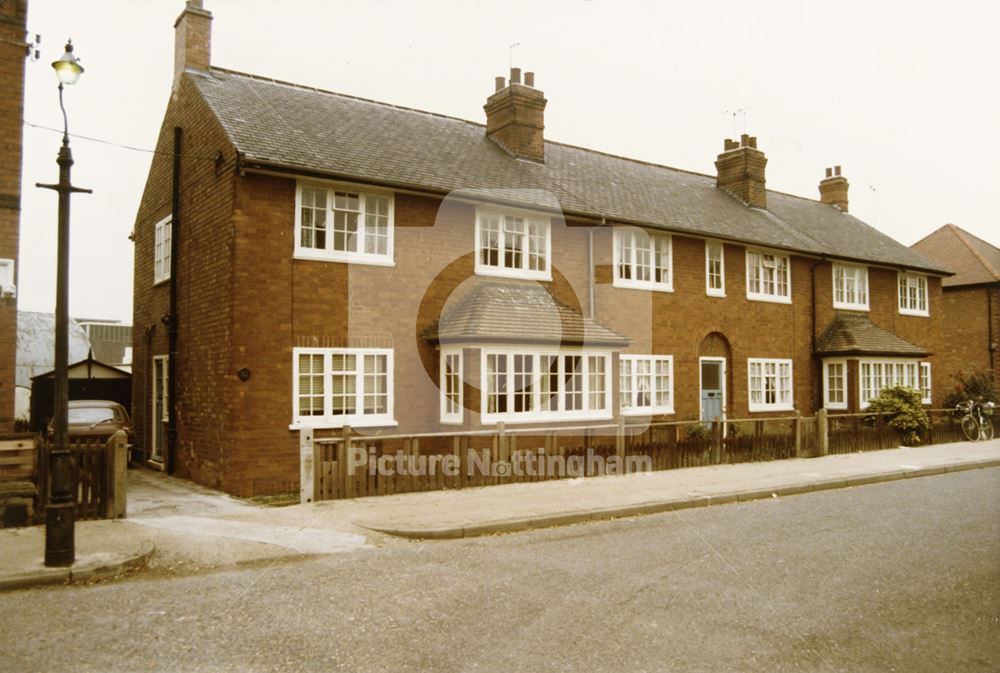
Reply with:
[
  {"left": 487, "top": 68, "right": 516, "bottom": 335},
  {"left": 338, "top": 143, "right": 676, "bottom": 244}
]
[{"left": 698, "top": 332, "right": 732, "bottom": 422}]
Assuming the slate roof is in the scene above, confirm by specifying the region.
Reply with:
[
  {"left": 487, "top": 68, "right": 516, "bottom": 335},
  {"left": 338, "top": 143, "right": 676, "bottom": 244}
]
[
  {"left": 188, "top": 68, "right": 948, "bottom": 274},
  {"left": 426, "top": 282, "right": 630, "bottom": 347},
  {"left": 910, "top": 224, "right": 1000, "bottom": 288},
  {"left": 815, "top": 313, "right": 928, "bottom": 357}
]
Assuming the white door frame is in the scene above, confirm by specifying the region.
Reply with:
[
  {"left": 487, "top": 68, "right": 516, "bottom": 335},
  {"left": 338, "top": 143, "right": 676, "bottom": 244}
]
[
  {"left": 698, "top": 356, "right": 727, "bottom": 423},
  {"left": 150, "top": 355, "right": 168, "bottom": 465}
]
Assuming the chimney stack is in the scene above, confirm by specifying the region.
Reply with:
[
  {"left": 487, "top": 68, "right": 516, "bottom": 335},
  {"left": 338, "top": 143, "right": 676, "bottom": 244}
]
[
  {"left": 174, "top": 0, "right": 213, "bottom": 91},
  {"left": 484, "top": 67, "right": 547, "bottom": 163},
  {"left": 714, "top": 134, "right": 768, "bottom": 209},
  {"left": 819, "top": 165, "right": 849, "bottom": 212}
]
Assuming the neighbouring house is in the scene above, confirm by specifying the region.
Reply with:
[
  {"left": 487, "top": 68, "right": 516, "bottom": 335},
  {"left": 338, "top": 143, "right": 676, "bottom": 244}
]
[
  {"left": 15, "top": 311, "right": 91, "bottom": 426},
  {"left": 0, "top": 0, "right": 29, "bottom": 431},
  {"left": 132, "top": 0, "right": 949, "bottom": 496},
  {"left": 911, "top": 224, "right": 1000, "bottom": 388}
]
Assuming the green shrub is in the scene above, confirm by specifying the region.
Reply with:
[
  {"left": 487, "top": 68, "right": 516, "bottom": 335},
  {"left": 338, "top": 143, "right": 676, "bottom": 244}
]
[
  {"left": 942, "top": 370, "right": 997, "bottom": 410},
  {"left": 866, "top": 386, "right": 930, "bottom": 446},
  {"left": 685, "top": 423, "right": 710, "bottom": 440}
]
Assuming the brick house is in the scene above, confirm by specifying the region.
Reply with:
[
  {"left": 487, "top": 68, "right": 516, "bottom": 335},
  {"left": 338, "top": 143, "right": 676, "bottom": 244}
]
[
  {"left": 911, "top": 224, "right": 1000, "bottom": 390},
  {"left": 132, "top": 1, "right": 949, "bottom": 496},
  {"left": 0, "top": 0, "right": 29, "bottom": 431}
]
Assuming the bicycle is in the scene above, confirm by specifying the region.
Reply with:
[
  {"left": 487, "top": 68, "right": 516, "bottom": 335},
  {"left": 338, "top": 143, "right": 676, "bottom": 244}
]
[{"left": 956, "top": 400, "right": 996, "bottom": 441}]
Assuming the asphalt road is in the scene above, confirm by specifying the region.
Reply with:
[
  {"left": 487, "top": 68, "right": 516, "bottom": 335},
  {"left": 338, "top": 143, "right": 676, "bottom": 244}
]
[{"left": 2, "top": 468, "right": 999, "bottom": 673}]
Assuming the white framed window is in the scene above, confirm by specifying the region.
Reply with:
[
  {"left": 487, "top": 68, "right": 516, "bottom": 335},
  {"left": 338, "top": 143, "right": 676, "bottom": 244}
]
[
  {"left": 295, "top": 182, "right": 395, "bottom": 266},
  {"left": 823, "top": 359, "right": 847, "bottom": 410},
  {"left": 475, "top": 208, "right": 551, "bottom": 280},
  {"left": 858, "top": 358, "right": 929, "bottom": 408},
  {"left": 153, "top": 216, "right": 172, "bottom": 284},
  {"left": 705, "top": 241, "right": 725, "bottom": 297},
  {"left": 746, "top": 250, "right": 791, "bottom": 303},
  {"left": 919, "top": 362, "right": 932, "bottom": 404},
  {"left": 291, "top": 348, "right": 395, "bottom": 428},
  {"left": 0, "top": 258, "right": 15, "bottom": 297},
  {"left": 748, "top": 358, "right": 794, "bottom": 412},
  {"left": 440, "top": 350, "right": 463, "bottom": 424},
  {"left": 613, "top": 228, "right": 672, "bottom": 291},
  {"left": 898, "top": 272, "right": 929, "bottom": 316},
  {"left": 620, "top": 355, "right": 674, "bottom": 415},
  {"left": 832, "top": 263, "right": 869, "bottom": 310},
  {"left": 480, "top": 348, "right": 611, "bottom": 424}
]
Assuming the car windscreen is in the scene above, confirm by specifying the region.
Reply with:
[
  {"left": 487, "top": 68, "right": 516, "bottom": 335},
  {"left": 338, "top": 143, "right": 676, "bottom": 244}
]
[{"left": 68, "top": 407, "right": 119, "bottom": 424}]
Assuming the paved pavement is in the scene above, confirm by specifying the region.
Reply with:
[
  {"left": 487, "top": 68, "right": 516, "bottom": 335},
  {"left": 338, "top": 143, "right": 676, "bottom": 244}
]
[{"left": 2, "top": 438, "right": 998, "bottom": 590}]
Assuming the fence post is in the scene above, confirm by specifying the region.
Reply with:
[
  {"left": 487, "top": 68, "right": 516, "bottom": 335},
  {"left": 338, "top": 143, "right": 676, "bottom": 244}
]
[
  {"left": 616, "top": 416, "right": 625, "bottom": 462},
  {"left": 111, "top": 430, "right": 128, "bottom": 518},
  {"left": 299, "top": 426, "right": 314, "bottom": 504},
  {"left": 817, "top": 408, "right": 829, "bottom": 456},
  {"left": 793, "top": 411, "right": 802, "bottom": 458},
  {"left": 711, "top": 421, "right": 722, "bottom": 464}
]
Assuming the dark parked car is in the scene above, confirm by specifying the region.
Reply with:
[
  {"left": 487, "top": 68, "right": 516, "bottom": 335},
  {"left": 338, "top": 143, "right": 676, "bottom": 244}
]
[{"left": 47, "top": 400, "right": 134, "bottom": 446}]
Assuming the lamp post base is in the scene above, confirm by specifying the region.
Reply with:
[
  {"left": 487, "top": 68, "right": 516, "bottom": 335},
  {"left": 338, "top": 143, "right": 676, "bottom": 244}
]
[{"left": 44, "top": 500, "right": 76, "bottom": 567}]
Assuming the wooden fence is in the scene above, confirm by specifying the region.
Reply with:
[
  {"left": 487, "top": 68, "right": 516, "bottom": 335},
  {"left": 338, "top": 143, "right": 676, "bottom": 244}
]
[
  {"left": 826, "top": 412, "right": 898, "bottom": 454},
  {"left": 305, "top": 415, "right": 817, "bottom": 503},
  {"left": 37, "top": 432, "right": 128, "bottom": 520}
]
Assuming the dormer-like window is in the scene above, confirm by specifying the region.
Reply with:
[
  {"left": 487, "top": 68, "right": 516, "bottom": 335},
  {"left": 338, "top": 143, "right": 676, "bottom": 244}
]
[
  {"left": 832, "top": 263, "right": 869, "bottom": 310},
  {"left": 475, "top": 208, "right": 551, "bottom": 280},
  {"left": 898, "top": 272, "right": 929, "bottom": 317},
  {"left": 746, "top": 250, "right": 790, "bottom": 303},
  {"left": 295, "top": 182, "right": 394, "bottom": 266}
]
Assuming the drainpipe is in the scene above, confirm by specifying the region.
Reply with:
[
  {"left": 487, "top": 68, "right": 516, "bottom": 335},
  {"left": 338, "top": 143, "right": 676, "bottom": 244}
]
[
  {"left": 166, "top": 126, "right": 181, "bottom": 475},
  {"left": 587, "top": 228, "right": 595, "bottom": 318}
]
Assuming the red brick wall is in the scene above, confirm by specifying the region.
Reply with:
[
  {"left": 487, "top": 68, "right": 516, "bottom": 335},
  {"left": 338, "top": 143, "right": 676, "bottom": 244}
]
[
  {"left": 131, "top": 73, "right": 238, "bottom": 490},
  {"left": 936, "top": 284, "right": 999, "bottom": 392},
  {"left": 0, "top": 1, "right": 28, "bottom": 430}
]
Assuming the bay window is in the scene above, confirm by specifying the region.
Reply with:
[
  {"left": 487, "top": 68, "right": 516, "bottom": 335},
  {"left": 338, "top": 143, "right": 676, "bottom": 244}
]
[
  {"left": 440, "top": 350, "right": 463, "bottom": 423},
  {"left": 481, "top": 349, "right": 611, "bottom": 423},
  {"left": 823, "top": 360, "right": 847, "bottom": 410},
  {"left": 859, "top": 358, "right": 931, "bottom": 408}
]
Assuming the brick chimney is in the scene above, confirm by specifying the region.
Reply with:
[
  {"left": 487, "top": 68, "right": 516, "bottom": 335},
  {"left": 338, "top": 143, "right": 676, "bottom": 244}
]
[
  {"left": 818, "top": 165, "right": 849, "bottom": 212},
  {"left": 174, "top": 0, "right": 212, "bottom": 91},
  {"left": 484, "top": 68, "right": 547, "bottom": 162},
  {"left": 715, "top": 134, "right": 768, "bottom": 209}
]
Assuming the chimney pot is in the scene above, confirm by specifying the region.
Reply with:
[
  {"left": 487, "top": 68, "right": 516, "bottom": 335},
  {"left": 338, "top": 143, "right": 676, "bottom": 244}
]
[
  {"left": 509, "top": 67, "right": 521, "bottom": 84},
  {"left": 740, "top": 133, "right": 750, "bottom": 147},
  {"left": 825, "top": 167, "right": 833, "bottom": 178},
  {"left": 724, "top": 138, "right": 736, "bottom": 151},
  {"left": 494, "top": 76, "right": 505, "bottom": 92},
  {"left": 524, "top": 71, "right": 534, "bottom": 87},
  {"left": 748, "top": 136, "right": 757, "bottom": 149},
  {"left": 834, "top": 165, "right": 841, "bottom": 176}
]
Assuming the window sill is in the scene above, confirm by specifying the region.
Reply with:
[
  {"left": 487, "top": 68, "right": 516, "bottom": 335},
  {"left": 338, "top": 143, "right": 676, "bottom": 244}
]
[
  {"left": 289, "top": 419, "right": 399, "bottom": 431},
  {"left": 833, "top": 302, "right": 869, "bottom": 312},
  {"left": 746, "top": 293, "right": 792, "bottom": 305},
  {"left": 747, "top": 404, "right": 795, "bottom": 413},
  {"left": 294, "top": 250, "right": 396, "bottom": 267},
  {"left": 613, "top": 279, "right": 674, "bottom": 293},
  {"left": 474, "top": 265, "right": 551, "bottom": 282},
  {"left": 153, "top": 277, "right": 170, "bottom": 287},
  {"left": 621, "top": 407, "right": 675, "bottom": 417},
  {"left": 706, "top": 289, "right": 726, "bottom": 298},
  {"left": 439, "top": 418, "right": 464, "bottom": 426},
  {"left": 823, "top": 403, "right": 848, "bottom": 411},
  {"left": 480, "top": 411, "right": 613, "bottom": 425},
  {"left": 898, "top": 308, "right": 929, "bottom": 318}
]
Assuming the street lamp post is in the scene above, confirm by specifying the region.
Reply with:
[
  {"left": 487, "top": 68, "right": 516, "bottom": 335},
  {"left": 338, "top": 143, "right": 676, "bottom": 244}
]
[{"left": 36, "top": 40, "right": 91, "bottom": 567}]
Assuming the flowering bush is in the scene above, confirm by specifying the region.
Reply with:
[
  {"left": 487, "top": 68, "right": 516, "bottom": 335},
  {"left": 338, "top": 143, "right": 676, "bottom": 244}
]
[{"left": 866, "top": 386, "right": 929, "bottom": 446}]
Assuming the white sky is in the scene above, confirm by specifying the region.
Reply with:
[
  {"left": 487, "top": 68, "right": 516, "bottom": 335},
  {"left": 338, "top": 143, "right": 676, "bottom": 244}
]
[{"left": 18, "top": 0, "right": 1000, "bottom": 323}]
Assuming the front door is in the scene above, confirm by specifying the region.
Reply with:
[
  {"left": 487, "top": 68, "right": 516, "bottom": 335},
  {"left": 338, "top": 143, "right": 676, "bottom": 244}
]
[
  {"left": 151, "top": 355, "right": 168, "bottom": 464},
  {"left": 700, "top": 358, "right": 725, "bottom": 423}
]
